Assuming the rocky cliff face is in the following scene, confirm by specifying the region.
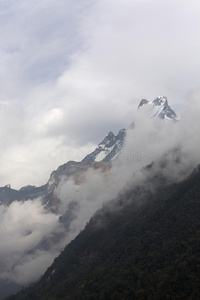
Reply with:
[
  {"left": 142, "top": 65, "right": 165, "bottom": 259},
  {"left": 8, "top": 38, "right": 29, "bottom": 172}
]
[{"left": 43, "top": 161, "right": 111, "bottom": 211}]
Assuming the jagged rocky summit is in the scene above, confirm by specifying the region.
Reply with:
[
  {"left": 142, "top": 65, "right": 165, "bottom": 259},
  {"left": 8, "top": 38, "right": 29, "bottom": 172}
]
[
  {"left": 138, "top": 96, "right": 179, "bottom": 121},
  {"left": 82, "top": 129, "right": 126, "bottom": 164}
]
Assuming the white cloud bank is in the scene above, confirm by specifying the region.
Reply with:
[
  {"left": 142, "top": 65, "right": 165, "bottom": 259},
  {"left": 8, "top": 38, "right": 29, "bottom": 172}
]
[{"left": 0, "top": 199, "right": 60, "bottom": 284}]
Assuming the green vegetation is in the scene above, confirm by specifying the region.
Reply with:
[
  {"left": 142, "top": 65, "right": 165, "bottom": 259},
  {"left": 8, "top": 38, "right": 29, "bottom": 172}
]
[{"left": 7, "top": 166, "right": 200, "bottom": 300}]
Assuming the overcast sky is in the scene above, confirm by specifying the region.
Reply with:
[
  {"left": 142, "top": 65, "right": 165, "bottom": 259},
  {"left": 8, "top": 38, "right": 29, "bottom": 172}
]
[{"left": 0, "top": 0, "right": 200, "bottom": 189}]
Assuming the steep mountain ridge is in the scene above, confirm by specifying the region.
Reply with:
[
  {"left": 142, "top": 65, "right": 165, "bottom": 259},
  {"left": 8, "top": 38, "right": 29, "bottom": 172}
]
[
  {"left": 7, "top": 164, "right": 200, "bottom": 300},
  {"left": 0, "top": 96, "right": 178, "bottom": 209},
  {"left": 0, "top": 184, "right": 46, "bottom": 206}
]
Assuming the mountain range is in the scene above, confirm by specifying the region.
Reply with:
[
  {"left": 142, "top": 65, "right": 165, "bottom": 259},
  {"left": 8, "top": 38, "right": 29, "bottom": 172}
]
[
  {"left": 0, "top": 96, "right": 179, "bottom": 209},
  {"left": 2, "top": 96, "right": 198, "bottom": 300}
]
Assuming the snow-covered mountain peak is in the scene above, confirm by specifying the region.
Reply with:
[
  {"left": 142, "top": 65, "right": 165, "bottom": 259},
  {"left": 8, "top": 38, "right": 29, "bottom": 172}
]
[
  {"left": 138, "top": 96, "right": 179, "bottom": 121},
  {"left": 138, "top": 97, "right": 168, "bottom": 109}
]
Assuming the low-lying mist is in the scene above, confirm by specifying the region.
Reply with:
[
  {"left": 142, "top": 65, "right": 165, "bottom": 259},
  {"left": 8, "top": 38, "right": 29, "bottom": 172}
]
[
  {"left": 0, "top": 96, "right": 199, "bottom": 296},
  {"left": 0, "top": 199, "right": 61, "bottom": 285}
]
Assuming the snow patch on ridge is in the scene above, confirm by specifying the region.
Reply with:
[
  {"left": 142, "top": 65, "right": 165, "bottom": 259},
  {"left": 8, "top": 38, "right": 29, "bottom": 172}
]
[{"left": 95, "top": 144, "right": 115, "bottom": 162}]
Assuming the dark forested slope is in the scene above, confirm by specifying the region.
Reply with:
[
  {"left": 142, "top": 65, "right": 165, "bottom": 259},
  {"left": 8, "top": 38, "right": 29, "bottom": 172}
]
[{"left": 7, "top": 166, "right": 200, "bottom": 300}]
